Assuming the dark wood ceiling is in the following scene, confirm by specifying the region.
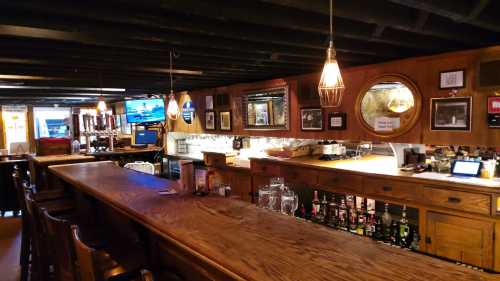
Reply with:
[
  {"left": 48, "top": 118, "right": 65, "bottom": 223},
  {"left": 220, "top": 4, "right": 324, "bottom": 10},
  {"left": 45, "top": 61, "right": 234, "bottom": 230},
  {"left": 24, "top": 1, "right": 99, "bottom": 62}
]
[{"left": 0, "top": 0, "right": 498, "bottom": 105}]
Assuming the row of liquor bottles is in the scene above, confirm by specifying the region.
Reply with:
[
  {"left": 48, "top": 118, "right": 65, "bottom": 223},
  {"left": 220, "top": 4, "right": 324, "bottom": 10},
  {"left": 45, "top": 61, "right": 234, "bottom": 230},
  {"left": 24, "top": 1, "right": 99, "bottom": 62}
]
[{"left": 297, "top": 190, "right": 420, "bottom": 250}]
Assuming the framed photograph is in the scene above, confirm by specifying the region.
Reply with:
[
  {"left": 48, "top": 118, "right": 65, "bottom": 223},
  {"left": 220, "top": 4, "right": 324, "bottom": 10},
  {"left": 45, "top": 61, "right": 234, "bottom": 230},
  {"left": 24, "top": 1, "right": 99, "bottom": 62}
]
[
  {"left": 205, "top": 111, "right": 215, "bottom": 130},
  {"left": 430, "top": 97, "right": 471, "bottom": 131},
  {"left": 219, "top": 111, "right": 232, "bottom": 131},
  {"left": 328, "top": 112, "right": 346, "bottom": 130},
  {"left": 300, "top": 108, "right": 323, "bottom": 131},
  {"left": 205, "top": 95, "right": 213, "bottom": 110},
  {"left": 439, "top": 69, "right": 465, "bottom": 89}
]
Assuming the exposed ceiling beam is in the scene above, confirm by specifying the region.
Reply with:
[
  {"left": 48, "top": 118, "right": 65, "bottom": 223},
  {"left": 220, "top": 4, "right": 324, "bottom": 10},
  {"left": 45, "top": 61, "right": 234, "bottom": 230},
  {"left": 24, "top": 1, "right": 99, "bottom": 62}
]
[
  {"left": 386, "top": 0, "right": 500, "bottom": 32},
  {"left": 0, "top": 0, "right": 465, "bottom": 52},
  {"left": 255, "top": 0, "right": 496, "bottom": 44}
]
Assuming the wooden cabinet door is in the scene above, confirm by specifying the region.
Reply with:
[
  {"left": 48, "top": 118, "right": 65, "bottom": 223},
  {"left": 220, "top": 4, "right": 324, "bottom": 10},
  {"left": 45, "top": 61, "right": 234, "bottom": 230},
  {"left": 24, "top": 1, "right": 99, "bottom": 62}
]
[
  {"left": 219, "top": 170, "right": 253, "bottom": 202},
  {"left": 426, "top": 212, "right": 494, "bottom": 269}
]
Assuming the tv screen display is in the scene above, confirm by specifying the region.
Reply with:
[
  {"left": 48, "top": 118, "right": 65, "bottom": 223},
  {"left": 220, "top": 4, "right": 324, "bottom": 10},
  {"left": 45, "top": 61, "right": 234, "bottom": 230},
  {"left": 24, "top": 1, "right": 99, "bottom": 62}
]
[
  {"left": 135, "top": 130, "right": 157, "bottom": 145},
  {"left": 125, "top": 98, "right": 165, "bottom": 124}
]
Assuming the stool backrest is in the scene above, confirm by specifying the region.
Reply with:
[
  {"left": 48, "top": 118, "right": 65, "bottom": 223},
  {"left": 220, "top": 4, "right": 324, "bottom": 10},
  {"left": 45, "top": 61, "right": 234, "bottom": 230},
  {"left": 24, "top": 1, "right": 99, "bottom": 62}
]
[
  {"left": 12, "top": 166, "right": 27, "bottom": 212},
  {"left": 42, "top": 209, "right": 77, "bottom": 281},
  {"left": 71, "top": 225, "right": 100, "bottom": 281}
]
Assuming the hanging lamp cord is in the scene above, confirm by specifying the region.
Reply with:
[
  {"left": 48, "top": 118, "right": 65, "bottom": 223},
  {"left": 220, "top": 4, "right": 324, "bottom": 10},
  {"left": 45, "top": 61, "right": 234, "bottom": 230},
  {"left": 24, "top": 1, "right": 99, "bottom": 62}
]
[
  {"left": 329, "top": 0, "right": 334, "bottom": 46},
  {"left": 169, "top": 51, "right": 173, "bottom": 95}
]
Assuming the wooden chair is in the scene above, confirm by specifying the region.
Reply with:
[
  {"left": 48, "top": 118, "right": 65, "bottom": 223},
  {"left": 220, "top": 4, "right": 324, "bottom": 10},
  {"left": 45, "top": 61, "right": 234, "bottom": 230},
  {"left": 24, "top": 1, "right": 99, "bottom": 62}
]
[
  {"left": 12, "top": 166, "right": 31, "bottom": 281},
  {"left": 71, "top": 224, "right": 147, "bottom": 281},
  {"left": 41, "top": 209, "right": 79, "bottom": 281},
  {"left": 23, "top": 184, "right": 76, "bottom": 281}
]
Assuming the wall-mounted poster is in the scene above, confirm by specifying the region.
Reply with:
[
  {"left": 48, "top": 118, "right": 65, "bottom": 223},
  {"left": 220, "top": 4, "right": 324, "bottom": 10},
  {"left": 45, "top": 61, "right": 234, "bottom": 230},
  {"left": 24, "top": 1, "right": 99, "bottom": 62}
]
[
  {"left": 328, "top": 112, "right": 346, "bottom": 130},
  {"left": 182, "top": 100, "right": 195, "bottom": 124},
  {"left": 487, "top": 96, "right": 500, "bottom": 128},
  {"left": 205, "top": 111, "right": 215, "bottom": 130},
  {"left": 430, "top": 97, "right": 471, "bottom": 131},
  {"left": 205, "top": 96, "right": 213, "bottom": 110},
  {"left": 300, "top": 108, "right": 323, "bottom": 131},
  {"left": 219, "top": 111, "right": 232, "bottom": 131},
  {"left": 439, "top": 69, "right": 465, "bottom": 89}
]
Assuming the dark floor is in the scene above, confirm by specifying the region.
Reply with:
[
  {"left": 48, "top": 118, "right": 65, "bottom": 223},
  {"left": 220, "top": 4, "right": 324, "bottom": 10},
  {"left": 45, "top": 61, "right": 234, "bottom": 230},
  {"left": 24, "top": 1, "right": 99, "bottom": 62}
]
[{"left": 0, "top": 214, "right": 21, "bottom": 281}]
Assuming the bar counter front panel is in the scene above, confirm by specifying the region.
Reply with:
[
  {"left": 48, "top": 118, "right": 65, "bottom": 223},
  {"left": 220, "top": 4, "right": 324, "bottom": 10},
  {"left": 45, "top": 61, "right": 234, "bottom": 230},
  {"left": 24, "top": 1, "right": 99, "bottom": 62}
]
[{"left": 48, "top": 161, "right": 496, "bottom": 281}]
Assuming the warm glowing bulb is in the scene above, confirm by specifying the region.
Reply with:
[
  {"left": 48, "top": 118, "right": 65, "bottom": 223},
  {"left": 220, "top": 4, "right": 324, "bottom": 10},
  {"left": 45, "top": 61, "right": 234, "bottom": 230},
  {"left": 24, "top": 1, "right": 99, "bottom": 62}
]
[
  {"left": 97, "top": 97, "right": 107, "bottom": 113},
  {"left": 167, "top": 93, "right": 180, "bottom": 120},
  {"left": 318, "top": 46, "right": 345, "bottom": 107},
  {"left": 320, "top": 61, "right": 342, "bottom": 88},
  {"left": 387, "top": 87, "right": 414, "bottom": 113}
]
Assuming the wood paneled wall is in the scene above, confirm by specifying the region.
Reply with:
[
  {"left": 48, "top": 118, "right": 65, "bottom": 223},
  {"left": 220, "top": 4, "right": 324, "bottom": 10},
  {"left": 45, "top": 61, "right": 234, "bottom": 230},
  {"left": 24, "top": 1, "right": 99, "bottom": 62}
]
[{"left": 171, "top": 46, "right": 500, "bottom": 146}]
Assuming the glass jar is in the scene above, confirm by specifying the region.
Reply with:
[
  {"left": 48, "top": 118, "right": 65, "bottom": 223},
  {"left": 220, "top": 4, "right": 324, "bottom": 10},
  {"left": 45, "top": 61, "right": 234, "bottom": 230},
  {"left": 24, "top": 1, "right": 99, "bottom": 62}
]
[{"left": 257, "top": 185, "right": 272, "bottom": 209}]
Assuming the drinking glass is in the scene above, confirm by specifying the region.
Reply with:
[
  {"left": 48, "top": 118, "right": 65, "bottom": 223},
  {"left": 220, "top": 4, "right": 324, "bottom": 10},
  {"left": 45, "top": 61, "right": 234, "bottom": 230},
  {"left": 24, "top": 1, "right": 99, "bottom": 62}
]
[
  {"left": 269, "top": 184, "right": 283, "bottom": 211},
  {"left": 257, "top": 185, "right": 272, "bottom": 209},
  {"left": 281, "top": 190, "right": 298, "bottom": 216}
]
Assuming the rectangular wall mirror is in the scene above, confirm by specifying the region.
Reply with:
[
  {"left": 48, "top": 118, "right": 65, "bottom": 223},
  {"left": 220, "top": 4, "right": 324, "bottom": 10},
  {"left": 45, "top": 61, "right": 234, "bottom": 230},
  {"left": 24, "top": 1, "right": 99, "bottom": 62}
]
[{"left": 242, "top": 86, "right": 289, "bottom": 130}]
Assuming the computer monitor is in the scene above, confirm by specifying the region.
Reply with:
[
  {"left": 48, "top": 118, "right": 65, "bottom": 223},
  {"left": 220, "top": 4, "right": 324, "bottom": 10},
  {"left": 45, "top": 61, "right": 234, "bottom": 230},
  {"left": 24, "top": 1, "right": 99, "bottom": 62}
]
[
  {"left": 135, "top": 130, "right": 157, "bottom": 145},
  {"left": 451, "top": 160, "right": 482, "bottom": 177}
]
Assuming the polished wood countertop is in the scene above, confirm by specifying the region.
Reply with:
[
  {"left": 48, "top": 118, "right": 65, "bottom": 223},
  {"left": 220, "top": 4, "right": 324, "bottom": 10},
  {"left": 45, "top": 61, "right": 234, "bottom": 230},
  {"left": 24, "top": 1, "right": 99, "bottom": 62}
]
[
  {"left": 251, "top": 155, "right": 500, "bottom": 192},
  {"left": 29, "top": 154, "right": 96, "bottom": 166},
  {"left": 49, "top": 161, "right": 496, "bottom": 281}
]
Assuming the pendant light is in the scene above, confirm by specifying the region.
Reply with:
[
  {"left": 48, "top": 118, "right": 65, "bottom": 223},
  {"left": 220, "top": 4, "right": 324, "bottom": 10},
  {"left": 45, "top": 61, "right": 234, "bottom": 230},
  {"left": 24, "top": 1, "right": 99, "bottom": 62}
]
[
  {"left": 166, "top": 51, "right": 180, "bottom": 120},
  {"left": 318, "top": 0, "right": 345, "bottom": 107},
  {"left": 387, "top": 85, "right": 414, "bottom": 113},
  {"left": 96, "top": 72, "right": 107, "bottom": 113}
]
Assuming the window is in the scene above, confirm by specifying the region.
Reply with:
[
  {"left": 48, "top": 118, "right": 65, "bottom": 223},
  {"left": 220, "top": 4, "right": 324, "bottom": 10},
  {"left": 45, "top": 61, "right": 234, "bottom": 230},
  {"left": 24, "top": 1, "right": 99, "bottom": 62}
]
[
  {"left": 2, "top": 105, "right": 28, "bottom": 154},
  {"left": 33, "top": 107, "right": 72, "bottom": 139}
]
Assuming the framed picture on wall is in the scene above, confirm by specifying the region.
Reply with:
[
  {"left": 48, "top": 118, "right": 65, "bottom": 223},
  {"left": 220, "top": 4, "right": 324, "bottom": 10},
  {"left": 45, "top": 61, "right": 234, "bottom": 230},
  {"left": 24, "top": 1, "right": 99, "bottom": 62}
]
[
  {"left": 430, "top": 97, "right": 471, "bottom": 131},
  {"left": 219, "top": 111, "right": 232, "bottom": 131},
  {"left": 328, "top": 112, "right": 347, "bottom": 130},
  {"left": 205, "top": 111, "right": 216, "bottom": 130},
  {"left": 439, "top": 69, "right": 465, "bottom": 89},
  {"left": 205, "top": 95, "right": 214, "bottom": 110},
  {"left": 300, "top": 108, "right": 323, "bottom": 131}
]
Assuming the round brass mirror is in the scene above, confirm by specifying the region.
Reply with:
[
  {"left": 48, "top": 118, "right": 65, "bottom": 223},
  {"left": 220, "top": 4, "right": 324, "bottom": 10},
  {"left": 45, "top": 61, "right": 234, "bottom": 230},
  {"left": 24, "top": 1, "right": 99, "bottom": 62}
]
[{"left": 355, "top": 74, "right": 421, "bottom": 138}]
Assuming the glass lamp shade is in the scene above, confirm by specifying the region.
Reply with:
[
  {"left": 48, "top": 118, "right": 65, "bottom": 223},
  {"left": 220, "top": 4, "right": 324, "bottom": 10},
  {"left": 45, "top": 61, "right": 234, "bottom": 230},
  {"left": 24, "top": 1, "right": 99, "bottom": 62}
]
[
  {"left": 96, "top": 96, "right": 107, "bottom": 113},
  {"left": 318, "top": 45, "right": 345, "bottom": 107},
  {"left": 387, "top": 87, "right": 414, "bottom": 113},
  {"left": 167, "top": 92, "right": 180, "bottom": 120}
]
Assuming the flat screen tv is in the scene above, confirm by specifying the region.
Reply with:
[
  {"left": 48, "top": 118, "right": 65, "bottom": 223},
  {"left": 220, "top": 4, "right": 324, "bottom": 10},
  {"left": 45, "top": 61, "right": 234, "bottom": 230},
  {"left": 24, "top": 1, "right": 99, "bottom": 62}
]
[{"left": 125, "top": 98, "right": 165, "bottom": 124}]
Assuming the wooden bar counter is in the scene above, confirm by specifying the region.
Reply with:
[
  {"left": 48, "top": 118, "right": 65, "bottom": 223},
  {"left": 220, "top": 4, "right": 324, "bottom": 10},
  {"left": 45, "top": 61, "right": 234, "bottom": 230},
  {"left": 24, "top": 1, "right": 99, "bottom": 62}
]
[
  {"left": 29, "top": 154, "right": 96, "bottom": 190},
  {"left": 48, "top": 161, "right": 496, "bottom": 281}
]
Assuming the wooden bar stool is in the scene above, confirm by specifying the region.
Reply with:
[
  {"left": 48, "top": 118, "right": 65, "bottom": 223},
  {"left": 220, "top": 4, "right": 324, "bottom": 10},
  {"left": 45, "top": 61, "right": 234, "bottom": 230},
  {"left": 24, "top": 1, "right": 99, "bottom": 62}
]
[
  {"left": 23, "top": 187, "right": 76, "bottom": 281},
  {"left": 71, "top": 224, "right": 149, "bottom": 281}
]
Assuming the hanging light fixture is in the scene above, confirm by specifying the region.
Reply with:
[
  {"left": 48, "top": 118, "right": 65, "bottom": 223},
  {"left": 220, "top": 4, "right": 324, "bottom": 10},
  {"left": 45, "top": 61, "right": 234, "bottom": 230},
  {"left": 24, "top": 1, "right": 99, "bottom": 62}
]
[
  {"left": 387, "top": 85, "right": 414, "bottom": 113},
  {"left": 166, "top": 51, "right": 180, "bottom": 120},
  {"left": 318, "top": 0, "right": 345, "bottom": 107},
  {"left": 96, "top": 72, "right": 107, "bottom": 113}
]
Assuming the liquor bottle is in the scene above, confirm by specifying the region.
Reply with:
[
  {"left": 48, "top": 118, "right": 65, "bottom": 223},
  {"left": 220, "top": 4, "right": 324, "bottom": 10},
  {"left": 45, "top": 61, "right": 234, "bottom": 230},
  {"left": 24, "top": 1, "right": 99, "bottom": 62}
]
[
  {"left": 366, "top": 198, "right": 376, "bottom": 215},
  {"left": 356, "top": 198, "right": 367, "bottom": 235},
  {"left": 320, "top": 194, "right": 328, "bottom": 223},
  {"left": 390, "top": 220, "right": 399, "bottom": 245},
  {"left": 299, "top": 203, "right": 306, "bottom": 219},
  {"left": 337, "top": 197, "right": 348, "bottom": 231},
  {"left": 327, "top": 196, "right": 338, "bottom": 228},
  {"left": 349, "top": 206, "right": 358, "bottom": 234},
  {"left": 410, "top": 228, "right": 420, "bottom": 251},
  {"left": 365, "top": 213, "right": 376, "bottom": 238},
  {"left": 382, "top": 203, "right": 392, "bottom": 242},
  {"left": 311, "top": 190, "right": 321, "bottom": 222},
  {"left": 374, "top": 216, "right": 384, "bottom": 240},
  {"left": 399, "top": 205, "right": 410, "bottom": 247}
]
